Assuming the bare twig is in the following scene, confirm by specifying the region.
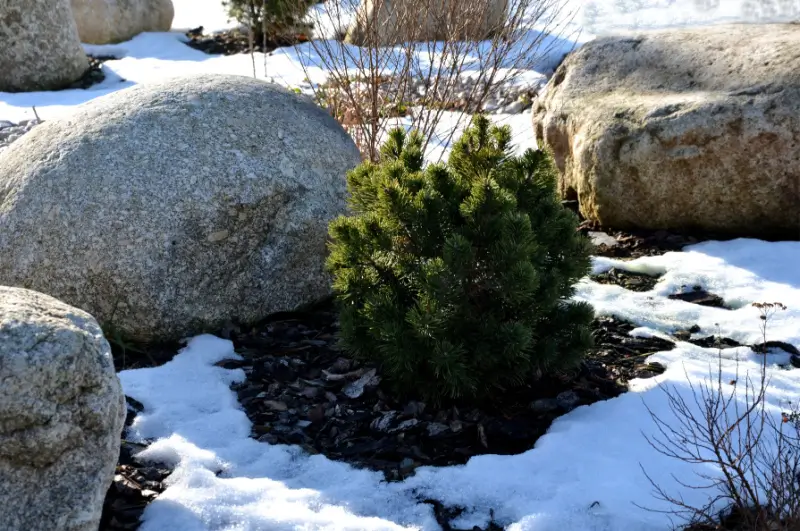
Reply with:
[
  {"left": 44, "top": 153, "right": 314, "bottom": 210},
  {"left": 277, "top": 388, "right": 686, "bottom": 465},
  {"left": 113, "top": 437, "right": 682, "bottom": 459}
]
[
  {"left": 295, "top": 0, "right": 579, "bottom": 161},
  {"left": 639, "top": 302, "right": 798, "bottom": 530}
]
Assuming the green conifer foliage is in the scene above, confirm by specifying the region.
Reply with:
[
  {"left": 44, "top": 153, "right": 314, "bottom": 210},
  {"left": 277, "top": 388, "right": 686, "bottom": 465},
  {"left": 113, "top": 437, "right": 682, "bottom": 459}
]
[{"left": 327, "top": 116, "right": 594, "bottom": 403}]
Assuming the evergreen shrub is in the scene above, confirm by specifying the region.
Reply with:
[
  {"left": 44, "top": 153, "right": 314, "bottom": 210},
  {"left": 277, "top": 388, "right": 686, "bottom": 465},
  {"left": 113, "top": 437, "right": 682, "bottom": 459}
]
[{"left": 327, "top": 116, "right": 594, "bottom": 402}]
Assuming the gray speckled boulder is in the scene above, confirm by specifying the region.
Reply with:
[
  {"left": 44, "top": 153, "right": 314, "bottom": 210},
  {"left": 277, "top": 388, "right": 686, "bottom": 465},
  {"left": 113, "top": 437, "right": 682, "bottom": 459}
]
[
  {"left": 0, "top": 74, "right": 361, "bottom": 342},
  {"left": 0, "top": 0, "right": 89, "bottom": 92},
  {"left": 0, "top": 286, "right": 125, "bottom": 531},
  {"left": 71, "top": 0, "right": 174, "bottom": 44},
  {"left": 533, "top": 24, "right": 800, "bottom": 237}
]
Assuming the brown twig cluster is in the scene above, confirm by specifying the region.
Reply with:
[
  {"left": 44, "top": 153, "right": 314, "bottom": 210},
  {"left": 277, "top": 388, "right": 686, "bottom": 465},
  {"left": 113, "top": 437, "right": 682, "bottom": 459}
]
[
  {"left": 295, "top": 0, "right": 578, "bottom": 161},
  {"left": 641, "top": 302, "right": 800, "bottom": 530}
]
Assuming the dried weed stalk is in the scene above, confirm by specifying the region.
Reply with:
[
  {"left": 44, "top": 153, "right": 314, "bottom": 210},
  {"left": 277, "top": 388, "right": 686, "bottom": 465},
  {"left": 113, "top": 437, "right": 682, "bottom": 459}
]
[{"left": 295, "top": 0, "right": 578, "bottom": 161}]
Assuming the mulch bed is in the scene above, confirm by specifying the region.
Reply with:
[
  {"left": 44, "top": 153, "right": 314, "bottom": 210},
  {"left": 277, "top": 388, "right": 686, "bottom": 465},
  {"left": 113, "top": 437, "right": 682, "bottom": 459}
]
[
  {"left": 103, "top": 225, "right": 769, "bottom": 530},
  {"left": 222, "top": 305, "right": 674, "bottom": 481},
  {"left": 183, "top": 26, "right": 310, "bottom": 56},
  {"left": 64, "top": 55, "right": 120, "bottom": 91}
]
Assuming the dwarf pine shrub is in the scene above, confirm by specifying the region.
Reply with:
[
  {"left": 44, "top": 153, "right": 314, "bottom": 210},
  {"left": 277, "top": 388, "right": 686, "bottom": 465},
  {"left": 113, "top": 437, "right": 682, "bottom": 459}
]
[{"left": 327, "top": 116, "right": 594, "bottom": 402}]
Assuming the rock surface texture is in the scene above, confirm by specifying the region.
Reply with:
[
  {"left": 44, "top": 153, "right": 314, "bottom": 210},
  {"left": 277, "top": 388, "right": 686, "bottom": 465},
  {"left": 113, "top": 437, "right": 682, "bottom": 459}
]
[
  {"left": 345, "top": 0, "right": 507, "bottom": 46},
  {"left": 0, "top": 74, "right": 361, "bottom": 342},
  {"left": 0, "top": 286, "right": 125, "bottom": 531},
  {"left": 0, "top": 0, "right": 88, "bottom": 92},
  {"left": 70, "top": 0, "right": 175, "bottom": 44},
  {"left": 533, "top": 24, "right": 800, "bottom": 237}
]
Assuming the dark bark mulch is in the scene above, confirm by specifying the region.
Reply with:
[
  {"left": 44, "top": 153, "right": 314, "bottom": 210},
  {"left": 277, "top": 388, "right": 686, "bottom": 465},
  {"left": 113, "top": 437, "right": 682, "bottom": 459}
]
[
  {"left": 100, "top": 398, "right": 172, "bottom": 530},
  {"left": 215, "top": 304, "right": 674, "bottom": 483},
  {"left": 103, "top": 225, "right": 754, "bottom": 530},
  {"left": 183, "top": 26, "right": 310, "bottom": 56},
  {"left": 592, "top": 267, "right": 660, "bottom": 292},
  {"left": 579, "top": 221, "right": 713, "bottom": 260},
  {"left": 64, "top": 55, "right": 120, "bottom": 91}
]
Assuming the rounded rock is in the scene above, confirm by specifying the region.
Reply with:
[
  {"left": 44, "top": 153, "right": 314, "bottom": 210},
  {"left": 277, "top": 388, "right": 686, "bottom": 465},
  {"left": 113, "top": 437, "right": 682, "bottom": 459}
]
[
  {"left": 0, "top": 0, "right": 89, "bottom": 92},
  {"left": 0, "top": 286, "right": 125, "bottom": 531},
  {"left": 71, "top": 0, "right": 175, "bottom": 44},
  {"left": 0, "top": 74, "right": 361, "bottom": 342}
]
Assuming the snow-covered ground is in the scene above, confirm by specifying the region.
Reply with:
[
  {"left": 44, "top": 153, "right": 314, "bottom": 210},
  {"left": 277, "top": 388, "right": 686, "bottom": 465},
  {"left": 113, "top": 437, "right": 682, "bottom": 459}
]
[
  {"left": 1, "top": 0, "right": 794, "bottom": 156},
  {"left": 120, "top": 239, "right": 800, "bottom": 531},
  {"left": 3, "top": 1, "right": 799, "bottom": 529}
]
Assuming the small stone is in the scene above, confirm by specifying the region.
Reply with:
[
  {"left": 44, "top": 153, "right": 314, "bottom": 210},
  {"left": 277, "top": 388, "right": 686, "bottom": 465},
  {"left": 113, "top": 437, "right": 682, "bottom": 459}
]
[
  {"left": 588, "top": 231, "right": 618, "bottom": 248},
  {"left": 140, "top": 489, "right": 158, "bottom": 499},
  {"left": 258, "top": 433, "right": 279, "bottom": 444},
  {"left": 207, "top": 229, "right": 230, "bottom": 242},
  {"left": 263, "top": 400, "right": 288, "bottom": 411},
  {"left": 324, "top": 391, "right": 338, "bottom": 403},
  {"left": 113, "top": 475, "right": 141, "bottom": 497},
  {"left": 342, "top": 368, "right": 380, "bottom": 399},
  {"left": 399, "top": 457, "right": 415, "bottom": 470},
  {"left": 403, "top": 401, "right": 426, "bottom": 417},
  {"left": 449, "top": 420, "right": 463, "bottom": 433},
  {"left": 137, "top": 467, "right": 163, "bottom": 482},
  {"left": 389, "top": 419, "right": 419, "bottom": 433},
  {"left": 329, "top": 358, "right": 352, "bottom": 373},
  {"left": 300, "top": 386, "right": 321, "bottom": 399},
  {"left": 426, "top": 422, "right": 449, "bottom": 437},
  {"left": 530, "top": 398, "right": 559, "bottom": 413},
  {"left": 371, "top": 411, "right": 398, "bottom": 432},
  {"left": 556, "top": 390, "right": 581, "bottom": 412},
  {"left": 673, "top": 330, "right": 691, "bottom": 341}
]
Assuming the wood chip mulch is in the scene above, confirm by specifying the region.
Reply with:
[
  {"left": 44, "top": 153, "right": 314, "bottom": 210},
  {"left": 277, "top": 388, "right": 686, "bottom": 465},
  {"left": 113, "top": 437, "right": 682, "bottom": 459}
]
[{"left": 183, "top": 26, "right": 310, "bottom": 56}]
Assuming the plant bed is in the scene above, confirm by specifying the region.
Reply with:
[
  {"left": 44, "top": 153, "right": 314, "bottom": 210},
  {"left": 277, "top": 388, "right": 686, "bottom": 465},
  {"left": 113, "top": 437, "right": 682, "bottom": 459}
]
[
  {"left": 103, "top": 223, "right": 737, "bottom": 528},
  {"left": 220, "top": 303, "right": 676, "bottom": 482},
  {"left": 183, "top": 26, "right": 309, "bottom": 55}
]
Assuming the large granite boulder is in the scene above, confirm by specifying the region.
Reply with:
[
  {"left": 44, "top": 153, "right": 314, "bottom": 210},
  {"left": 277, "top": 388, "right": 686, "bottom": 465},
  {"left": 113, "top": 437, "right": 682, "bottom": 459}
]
[
  {"left": 70, "top": 0, "right": 174, "bottom": 44},
  {"left": 0, "top": 74, "right": 361, "bottom": 342},
  {"left": 0, "top": 0, "right": 88, "bottom": 92},
  {"left": 345, "top": 0, "right": 508, "bottom": 46},
  {"left": 0, "top": 286, "right": 125, "bottom": 531},
  {"left": 533, "top": 24, "right": 800, "bottom": 237}
]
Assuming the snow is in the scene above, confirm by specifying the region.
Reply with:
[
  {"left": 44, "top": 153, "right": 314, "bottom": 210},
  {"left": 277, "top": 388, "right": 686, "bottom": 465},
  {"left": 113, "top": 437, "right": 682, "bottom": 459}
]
[
  {"left": 4, "top": 1, "right": 800, "bottom": 529},
  {"left": 583, "top": 239, "right": 800, "bottom": 346},
  {"left": 3, "top": 0, "right": 791, "bottom": 146},
  {"left": 118, "top": 239, "right": 800, "bottom": 531}
]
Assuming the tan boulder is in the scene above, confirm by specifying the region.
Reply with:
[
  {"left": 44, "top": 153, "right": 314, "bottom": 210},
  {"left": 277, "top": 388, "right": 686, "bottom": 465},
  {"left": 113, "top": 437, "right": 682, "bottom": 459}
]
[
  {"left": 0, "top": 0, "right": 88, "bottom": 92},
  {"left": 533, "top": 24, "right": 800, "bottom": 238},
  {"left": 345, "top": 0, "right": 508, "bottom": 46},
  {"left": 70, "top": 0, "right": 174, "bottom": 44}
]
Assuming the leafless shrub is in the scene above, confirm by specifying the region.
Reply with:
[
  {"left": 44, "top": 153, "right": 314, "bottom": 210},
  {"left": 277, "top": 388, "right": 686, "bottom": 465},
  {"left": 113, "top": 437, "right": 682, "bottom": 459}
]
[
  {"left": 293, "top": 0, "right": 579, "bottom": 161},
  {"left": 640, "top": 302, "right": 800, "bottom": 530}
]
